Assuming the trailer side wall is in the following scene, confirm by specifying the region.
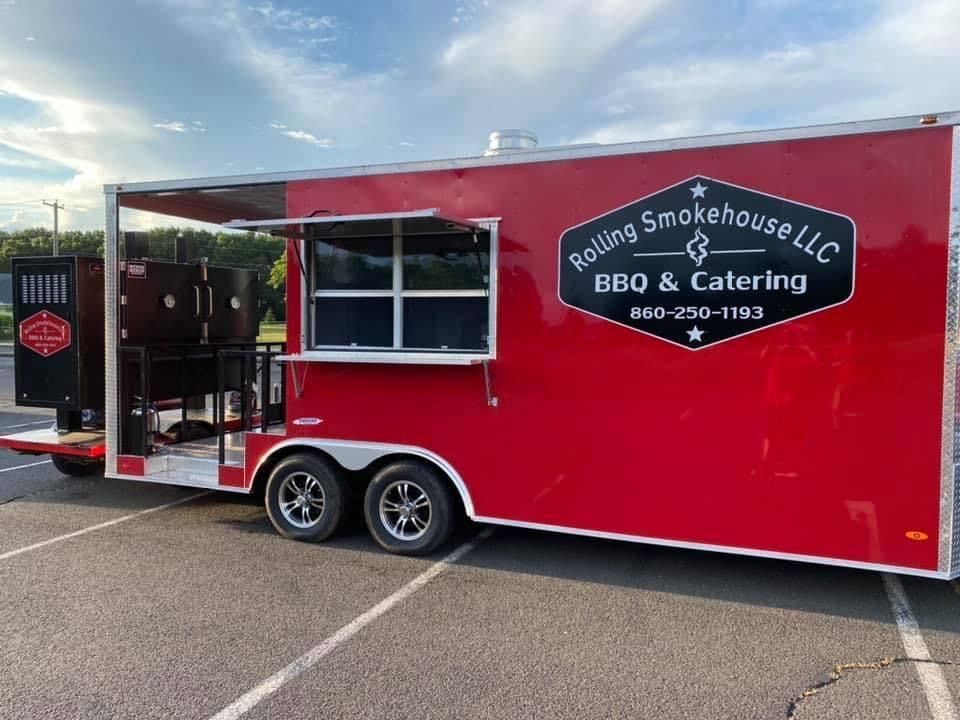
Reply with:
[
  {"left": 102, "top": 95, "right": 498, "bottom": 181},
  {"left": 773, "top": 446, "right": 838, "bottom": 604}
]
[{"left": 284, "top": 127, "right": 953, "bottom": 572}]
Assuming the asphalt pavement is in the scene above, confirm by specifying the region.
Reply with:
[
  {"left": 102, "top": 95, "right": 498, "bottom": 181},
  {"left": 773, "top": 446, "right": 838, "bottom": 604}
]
[{"left": 1, "top": 353, "right": 960, "bottom": 719}]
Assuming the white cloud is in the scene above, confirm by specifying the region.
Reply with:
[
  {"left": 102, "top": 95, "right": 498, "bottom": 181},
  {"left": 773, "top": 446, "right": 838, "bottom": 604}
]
[
  {"left": 441, "top": 0, "right": 668, "bottom": 84},
  {"left": 247, "top": 1, "right": 336, "bottom": 32},
  {"left": 0, "top": 72, "right": 168, "bottom": 231},
  {"left": 398, "top": 141, "right": 415, "bottom": 147},
  {"left": 574, "top": 0, "right": 960, "bottom": 144},
  {"left": 281, "top": 129, "right": 332, "bottom": 147},
  {"left": 605, "top": 104, "right": 633, "bottom": 117},
  {"left": 154, "top": 121, "right": 187, "bottom": 133},
  {"left": 24, "top": 36, "right": 35, "bottom": 42},
  {"left": 452, "top": 0, "right": 487, "bottom": 24},
  {"left": 0, "top": 209, "right": 23, "bottom": 228},
  {"left": 165, "top": 0, "right": 394, "bottom": 141},
  {"left": 0, "top": 153, "right": 43, "bottom": 169},
  {"left": 269, "top": 121, "right": 287, "bottom": 130}
]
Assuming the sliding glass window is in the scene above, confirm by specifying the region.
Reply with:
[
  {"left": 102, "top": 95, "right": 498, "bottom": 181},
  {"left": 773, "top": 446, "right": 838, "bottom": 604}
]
[{"left": 310, "top": 221, "right": 493, "bottom": 354}]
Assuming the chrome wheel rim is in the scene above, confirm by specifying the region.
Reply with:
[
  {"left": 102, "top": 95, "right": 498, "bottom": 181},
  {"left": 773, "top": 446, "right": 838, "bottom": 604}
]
[
  {"left": 379, "top": 480, "right": 431, "bottom": 541},
  {"left": 278, "top": 472, "right": 325, "bottom": 529}
]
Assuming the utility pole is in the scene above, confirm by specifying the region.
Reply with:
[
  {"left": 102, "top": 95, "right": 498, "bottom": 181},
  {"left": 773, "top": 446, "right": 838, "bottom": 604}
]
[{"left": 42, "top": 199, "right": 64, "bottom": 255}]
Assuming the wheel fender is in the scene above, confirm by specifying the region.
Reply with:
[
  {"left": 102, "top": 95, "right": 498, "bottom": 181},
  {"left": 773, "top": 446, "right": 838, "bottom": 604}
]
[{"left": 253, "top": 439, "right": 476, "bottom": 517}]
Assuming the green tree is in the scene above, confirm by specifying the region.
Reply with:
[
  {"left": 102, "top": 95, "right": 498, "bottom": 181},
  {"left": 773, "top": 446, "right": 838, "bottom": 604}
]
[
  {"left": 0, "top": 225, "right": 287, "bottom": 321},
  {"left": 268, "top": 253, "right": 286, "bottom": 291}
]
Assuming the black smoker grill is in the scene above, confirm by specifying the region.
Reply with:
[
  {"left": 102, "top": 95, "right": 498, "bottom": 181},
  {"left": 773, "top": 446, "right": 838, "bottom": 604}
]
[{"left": 12, "top": 254, "right": 260, "bottom": 438}]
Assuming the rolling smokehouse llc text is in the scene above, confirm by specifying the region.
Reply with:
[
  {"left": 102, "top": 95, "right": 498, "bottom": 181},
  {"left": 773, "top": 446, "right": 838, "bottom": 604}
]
[{"left": 567, "top": 198, "right": 842, "bottom": 298}]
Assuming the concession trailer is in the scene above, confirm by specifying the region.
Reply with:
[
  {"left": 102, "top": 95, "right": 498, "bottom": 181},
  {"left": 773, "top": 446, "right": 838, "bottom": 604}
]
[{"left": 2, "top": 111, "right": 960, "bottom": 577}]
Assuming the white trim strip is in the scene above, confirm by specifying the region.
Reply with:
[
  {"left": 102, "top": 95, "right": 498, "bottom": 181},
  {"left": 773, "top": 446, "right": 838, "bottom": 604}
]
[
  {"left": 225, "top": 208, "right": 440, "bottom": 228},
  {"left": 882, "top": 574, "right": 958, "bottom": 720},
  {"left": 0, "top": 459, "right": 51, "bottom": 474},
  {"left": 473, "top": 515, "right": 951, "bottom": 579},
  {"left": 206, "top": 527, "right": 495, "bottom": 720},
  {"left": 0, "top": 491, "right": 211, "bottom": 562},
  {"left": 0, "top": 419, "right": 54, "bottom": 430},
  {"left": 108, "top": 112, "right": 960, "bottom": 196},
  {"left": 106, "top": 472, "right": 248, "bottom": 494}
]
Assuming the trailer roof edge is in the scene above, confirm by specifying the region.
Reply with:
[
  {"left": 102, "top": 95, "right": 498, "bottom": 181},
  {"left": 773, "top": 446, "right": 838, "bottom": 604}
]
[{"left": 104, "top": 110, "right": 960, "bottom": 195}]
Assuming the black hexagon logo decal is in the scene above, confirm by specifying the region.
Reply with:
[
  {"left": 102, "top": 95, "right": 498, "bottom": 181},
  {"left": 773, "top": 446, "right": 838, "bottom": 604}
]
[{"left": 558, "top": 176, "right": 856, "bottom": 349}]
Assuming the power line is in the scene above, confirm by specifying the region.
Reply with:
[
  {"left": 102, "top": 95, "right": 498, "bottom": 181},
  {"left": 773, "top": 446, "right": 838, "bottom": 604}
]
[{"left": 0, "top": 199, "right": 45, "bottom": 206}]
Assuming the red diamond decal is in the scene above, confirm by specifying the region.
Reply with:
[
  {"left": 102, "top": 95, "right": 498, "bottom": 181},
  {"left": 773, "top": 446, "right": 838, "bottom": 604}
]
[{"left": 19, "top": 310, "right": 72, "bottom": 357}]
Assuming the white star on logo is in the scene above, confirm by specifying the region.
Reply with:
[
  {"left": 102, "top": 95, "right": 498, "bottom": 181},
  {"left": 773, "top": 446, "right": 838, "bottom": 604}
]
[
  {"left": 689, "top": 181, "right": 708, "bottom": 199},
  {"left": 687, "top": 326, "right": 704, "bottom": 343}
]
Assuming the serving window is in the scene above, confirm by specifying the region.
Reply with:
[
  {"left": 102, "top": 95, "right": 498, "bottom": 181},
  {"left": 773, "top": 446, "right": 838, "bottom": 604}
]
[{"left": 309, "top": 215, "right": 495, "bottom": 357}]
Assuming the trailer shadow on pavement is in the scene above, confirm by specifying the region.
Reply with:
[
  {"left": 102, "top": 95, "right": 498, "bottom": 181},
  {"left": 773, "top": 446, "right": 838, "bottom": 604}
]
[
  {"left": 5, "top": 464, "right": 960, "bottom": 719},
  {"left": 9, "top": 474, "right": 960, "bottom": 637},
  {"left": 198, "top": 487, "right": 960, "bottom": 634}
]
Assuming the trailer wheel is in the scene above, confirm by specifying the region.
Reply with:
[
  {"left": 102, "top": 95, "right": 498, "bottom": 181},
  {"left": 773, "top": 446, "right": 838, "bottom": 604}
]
[
  {"left": 364, "top": 461, "right": 454, "bottom": 556},
  {"left": 264, "top": 454, "right": 348, "bottom": 542},
  {"left": 50, "top": 455, "right": 102, "bottom": 477}
]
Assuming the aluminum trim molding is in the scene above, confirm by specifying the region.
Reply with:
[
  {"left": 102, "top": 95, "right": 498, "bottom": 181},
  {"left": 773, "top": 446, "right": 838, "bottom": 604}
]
[
  {"left": 224, "top": 208, "right": 442, "bottom": 228},
  {"left": 106, "top": 472, "right": 247, "bottom": 493},
  {"left": 943, "top": 126, "right": 960, "bottom": 574},
  {"left": 250, "top": 438, "right": 476, "bottom": 516},
  {"left": 104, "top": 191, "right": 118, "bottom": 476},
  {"left": 106, "top": 112, "right": 960, "bottom": 196},
  {"left": 474, "top": 516, "right": 951, "bottom": 580}
]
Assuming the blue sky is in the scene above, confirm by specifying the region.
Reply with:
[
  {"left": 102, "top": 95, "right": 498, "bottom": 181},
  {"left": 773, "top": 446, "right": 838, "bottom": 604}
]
[{"left": 0, "top": 0, "right": 956, "bottom": 230}]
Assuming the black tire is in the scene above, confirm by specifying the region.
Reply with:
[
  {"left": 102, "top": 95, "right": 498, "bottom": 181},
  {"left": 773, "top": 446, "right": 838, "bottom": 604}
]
[
  {"left": 364, "top": 461, "right": 455, "bottom": 556},
  {"left": 264, "top": 453, "right": 348, "bottom": 542},
  {"left": 50, "top": 454, "right": 102, "bottom": 477}
]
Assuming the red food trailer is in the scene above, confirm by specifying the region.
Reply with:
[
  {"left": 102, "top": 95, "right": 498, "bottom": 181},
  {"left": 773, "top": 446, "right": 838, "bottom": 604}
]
[{"left": 2, "top": 111, "right": 959, "bottom": 578}]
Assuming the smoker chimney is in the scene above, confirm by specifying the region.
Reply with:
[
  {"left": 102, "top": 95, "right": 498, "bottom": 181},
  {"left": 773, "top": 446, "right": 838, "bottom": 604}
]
[{"left": 484, "top": 129, "right": 538, "bottom": 156}]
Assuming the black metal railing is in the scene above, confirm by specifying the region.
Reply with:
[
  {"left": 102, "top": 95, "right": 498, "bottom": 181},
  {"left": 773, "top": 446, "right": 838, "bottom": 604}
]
[
  {"left": 118, "top": 341, "right": 286, "bottom": 462},
  {"left": 217, "top": 345, "right": 287, "bottom": 464}
]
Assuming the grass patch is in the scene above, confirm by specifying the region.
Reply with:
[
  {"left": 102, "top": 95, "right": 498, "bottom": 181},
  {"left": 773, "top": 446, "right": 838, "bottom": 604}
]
[
  {"left": 0, "top": 310, "right": 284, "bottom": 345},
  {"left": 257, "top": 321, "right": 286, "bottom": 344},
  {"left": 0, "top": 307, "right": 11, "bottom": 342}
]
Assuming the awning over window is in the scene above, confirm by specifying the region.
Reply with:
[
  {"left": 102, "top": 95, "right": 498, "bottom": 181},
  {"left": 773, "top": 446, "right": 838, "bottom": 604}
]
[{"left": 222, "top": 208, "right": 486, "bottom": 238}]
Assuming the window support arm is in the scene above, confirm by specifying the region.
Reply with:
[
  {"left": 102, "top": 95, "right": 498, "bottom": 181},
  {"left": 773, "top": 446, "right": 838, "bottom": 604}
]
[
  {"left": 482, "top": 359, "right": 498, "bottom": 407},
  {"left": 290, "top": 237, "right": 308, "bottom": 282}
]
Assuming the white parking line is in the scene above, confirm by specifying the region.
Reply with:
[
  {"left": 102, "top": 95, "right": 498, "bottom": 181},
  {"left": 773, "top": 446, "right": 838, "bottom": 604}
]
[
  {"left": 883, "top": 573, "right": 958, "bottom": 720},
  {"left": 0, "top": 459, "right": 52, "bottom": 474},
  {"left": 207, "top": 527, "right": 496, "bottom": 720},
  {"left": 0, "top": 419, "right": 54, "bottom": 430},
  {"left": 0, "top": 491, "right": 211, "bottom": 562}
]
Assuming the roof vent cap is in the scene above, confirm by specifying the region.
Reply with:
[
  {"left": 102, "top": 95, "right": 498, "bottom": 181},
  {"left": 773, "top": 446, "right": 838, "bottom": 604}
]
[{"left": 484, "top": 129, "right": 538, "bottom": 156}]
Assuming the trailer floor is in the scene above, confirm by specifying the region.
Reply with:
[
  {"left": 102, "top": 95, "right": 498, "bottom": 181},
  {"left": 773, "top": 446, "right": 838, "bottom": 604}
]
[{"left": 1, "top": 408, "right": 960, "bottom": 717}]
